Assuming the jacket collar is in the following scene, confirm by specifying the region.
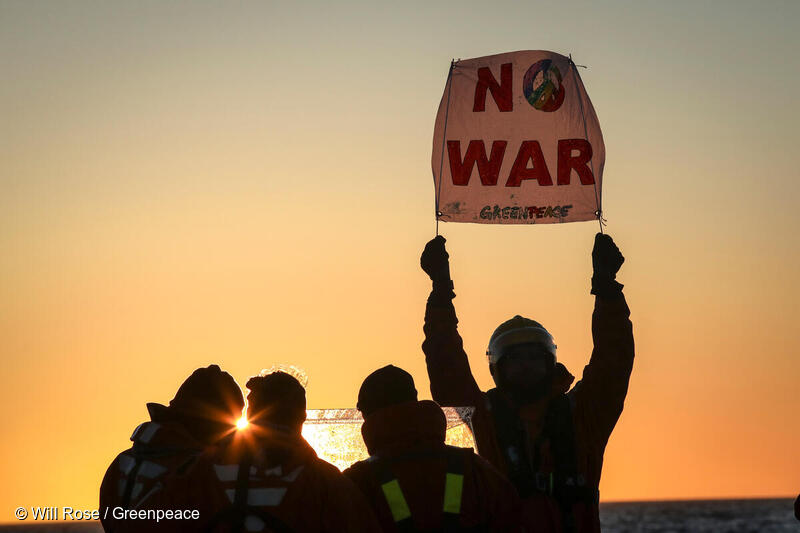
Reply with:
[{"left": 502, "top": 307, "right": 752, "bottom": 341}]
[{"left": 497, "top": 362, "right": 576, "bottom": 419}]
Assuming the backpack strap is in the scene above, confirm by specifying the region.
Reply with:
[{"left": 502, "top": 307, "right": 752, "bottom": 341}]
[
  {"left": 485, "top": 388, "right": 536, "bottom": 497},
  {"left": 544, "top": 394, "right": 599, "bottom": 533},
  {"left": 370, "top": 454, "right": 416, "bottom": 533},
  {"left": 441, "top": 446, "right": 465, "bottom": 530},
  {"left": 203, "top": 453, "right": 295, "bottom": 533}
]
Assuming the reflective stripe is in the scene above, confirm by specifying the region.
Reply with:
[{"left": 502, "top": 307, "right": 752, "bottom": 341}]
[
  {"left": 224, "top": 488, "right": 288, "bottom": 507},
  {"left": 133, "top": 483, "right": 163, "bottom": 509},
  {"left": 281, "top": 466, "right": 303, "bottom": 482},
  {"left": 380, "top": 480, "right": 411, "bottom": 522},
  {"left": 138, "top": 461, "right": 168, "bottom": 479},
  {"left": 247, "top": 488, "right": 287, "bottom": 506},
  {"left": 118, "top": 454, "right": 136, "bottom": 475},
  {"left": 263, "top": 465, "right": 282, "bottom": 477},
  {"left": 245, "top": 515, "right": 266, "bottom": 531},
  {"left": 443, "top": 473, "right": 464, "bottom": 514},
  {"left": 130, "top": 423, "right": 146, "bottom": 441},
  {"left": 138, "top": 423, "right": 160, "bottom": 444},
  {"left": 214, "top": 464, "right": 240, "bottom": 482}
]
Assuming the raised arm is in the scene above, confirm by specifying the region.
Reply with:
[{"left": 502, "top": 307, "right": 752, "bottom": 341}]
[
  {"left": 420, "top": 236, "right": 483, "bottom": 407},
  {"left": 572, "top": 233, "right": 635, "bottom": 444}
]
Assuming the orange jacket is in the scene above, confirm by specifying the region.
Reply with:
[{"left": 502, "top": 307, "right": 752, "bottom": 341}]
[
  {"left": 99, "top": 403, "right": 212, "bottom": 533},
  {"left": 423, "top": 290, "right": 634, "bottom": 533},
  {"left": 343, "top": 400, "right": 522, "bottom": 532},
  {"left": 192, "top": 427, "right": 382, "bottom": 533}
]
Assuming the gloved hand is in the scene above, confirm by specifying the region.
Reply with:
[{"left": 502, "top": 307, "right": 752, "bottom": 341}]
[
  {"left": 420, "top": 235, "right": 451, "bottom": 284},
  {"left": 591, "top": 233, "right": 625, "bottom": 297}
]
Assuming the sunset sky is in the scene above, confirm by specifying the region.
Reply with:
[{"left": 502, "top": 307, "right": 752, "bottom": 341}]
[{"left": 2, "top": 0, "right": 799, "bottom": 521}]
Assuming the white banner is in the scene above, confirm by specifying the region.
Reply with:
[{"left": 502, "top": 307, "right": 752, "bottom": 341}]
[{"left": 432, "top": 51, "right": 604, "bottom": 224}]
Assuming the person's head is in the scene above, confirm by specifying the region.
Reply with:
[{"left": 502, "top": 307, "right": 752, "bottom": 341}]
[
  {"left": 168, "top": 364, "right": 245, "bottom": 444},
  {"left": 357, "top": 365, "right": 418, "bottom": 418},
  {"left": 246, "top": 371, "right": 307, "bottom": 434},
  {"left": 487, "top": 316, "right": 557, "bottom": 405}
]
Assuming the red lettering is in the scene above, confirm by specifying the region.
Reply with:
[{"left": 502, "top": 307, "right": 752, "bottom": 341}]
[
  {"left": 557, "top": 139, "right": 595, "bottom": 185},
  {"left": 447, "top": 140, "right": 507, "bottom": 186},
  {"left": 506, "top": 141, "right": 553, "bottom": 187},
  {"left": 473, "top": 63, "right": 513, "bottom": 112}
]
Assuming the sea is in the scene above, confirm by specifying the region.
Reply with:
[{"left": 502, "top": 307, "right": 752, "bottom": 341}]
[{"left": 1, "top": 498, "right": 796, "bottom": 532}]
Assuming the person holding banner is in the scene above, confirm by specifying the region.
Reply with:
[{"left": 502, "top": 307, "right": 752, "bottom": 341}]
[{"left": 420, "top": 233, "right": 633, "bottom": 533}]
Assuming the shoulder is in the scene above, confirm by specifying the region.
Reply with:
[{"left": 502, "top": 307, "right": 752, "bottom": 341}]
[
  {"left": 342, "top": 458, "right": 371, "bottom": 478},
  {"left": 308, "top": 456, "right": 359, "bottom": 489}
]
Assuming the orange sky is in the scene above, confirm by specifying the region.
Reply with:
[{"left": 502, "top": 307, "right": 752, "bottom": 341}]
[{"left": 1, "top": 0, "right": 799, "bottom": 521}]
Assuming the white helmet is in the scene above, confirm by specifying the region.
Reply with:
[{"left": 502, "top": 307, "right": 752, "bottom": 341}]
[{"left": 486, "top": 315, "right": 556, "bottom": 365}]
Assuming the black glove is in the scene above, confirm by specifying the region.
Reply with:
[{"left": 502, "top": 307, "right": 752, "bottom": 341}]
[
  {"left": 421, "top": 236, "right": 454, "bottom": 302},
  {"left": 421, "top": 236, "right": 451, "bottom": 283},
  {"left": 591, "top": 233, "right": 625, "bottom": 297}
]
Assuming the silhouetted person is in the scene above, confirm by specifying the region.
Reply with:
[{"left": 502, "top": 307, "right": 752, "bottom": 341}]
[
  {"left": 100, "top": 364, "right": 244, "bottom": 532},
  {"left": 420, "top": 233, "right": 634, "bottom": 533},
  {"left": 198, "top": 371, "right": 381, "bottom": 533},
  {"left": 343, "top": 365, "right": 523, "bottom": 532}
]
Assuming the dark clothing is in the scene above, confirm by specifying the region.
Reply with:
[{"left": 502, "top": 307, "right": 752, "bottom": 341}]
[
  {"left": 344, "top": 400, "right": 522, "bottom": 532},
  {"left": 423, "top": 288, "right": 635, "bottom": 533},
  {"left": 99, "top": 403, "right": 209, "bottom": 533},
  {"left": 194, "top": 427, "right": 382, "bottom": 533}
]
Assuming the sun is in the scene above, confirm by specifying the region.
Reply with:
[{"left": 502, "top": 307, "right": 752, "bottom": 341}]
[{"left": 236, "top": 416, "right": 249, "bottom": 430}]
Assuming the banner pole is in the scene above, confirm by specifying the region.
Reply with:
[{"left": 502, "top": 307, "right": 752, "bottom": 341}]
[
  {"left": 435, "top": 59, "right": 456, "bottom": 237},
  {"left": 569, "top": 54, "right": 604, "bottom": 234}
]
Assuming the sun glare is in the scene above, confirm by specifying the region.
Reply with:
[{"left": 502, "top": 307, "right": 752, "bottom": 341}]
[{"left": 236, "top": 417, "right": 249, "bottom": 430}]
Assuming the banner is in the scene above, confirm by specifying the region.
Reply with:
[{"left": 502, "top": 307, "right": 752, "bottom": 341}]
[{"left": 432, "top": 51, "right": 604, "bottom": 224}]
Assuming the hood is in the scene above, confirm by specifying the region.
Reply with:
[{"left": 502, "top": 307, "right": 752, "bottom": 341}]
[{"left": 360, "top": 400, "right": 446, "bottom": 456}]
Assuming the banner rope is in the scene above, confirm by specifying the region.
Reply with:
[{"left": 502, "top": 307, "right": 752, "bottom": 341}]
[
  {"left": 435, "top": 59, "right": 456, "bottom": 237},
  {"left": 569, "top": 54, "right": 604, "bottom": 234}
]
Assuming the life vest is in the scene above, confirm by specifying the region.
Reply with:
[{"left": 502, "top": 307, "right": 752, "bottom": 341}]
[
  {"left": 203, "top": 452, "right": 296, "bottom": 533},
  {"left": 486, "top": 390, "right": 598, "bottom": 533},
  {"left": 367, "top": 446, "right": 486, "bottom": 533},
  {"left": 114, "top": 421, "right": 202, "bottom": 510}
]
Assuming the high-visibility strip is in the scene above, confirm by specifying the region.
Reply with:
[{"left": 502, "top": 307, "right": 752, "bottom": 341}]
[
  {"left": 244, "top": 514, "right": 266, "bottom": 532},
  {"left": 281, "top": 465, "right": 303, "bottom": 482},
  {"left": 380, "top": 480, "right": 411, "bottom": 522},
  {"left": 137, "top": 461, "right": 168, "bottom": 479},
  {"left": 263, "top": 465, "right": 282, "bottom": 477},
  {"left": 133, "top": 483, "right": 163, "bottom": 509},
  {"left": 214, "top": 464, "right": 240, "bottom": 482},
  {"left": 248, "top": 488, "right": 288, "bottom": 506},
  {"left": 442, "top": 473, "right": 464, "bottom": 514},
  {"left": 138, "top": 423, "right": 161, "bottom": 444},
  {"left": 130, "top": 482, "right": 143, "bottom": 500},
  {"left": 117, "top": 454, "right": 136, "bottom": 475},
  {"left": 130, "top": 423, "right": 146, "bottom": 441},
  {"left": 225, "top": 488, "right": 288, "bottom": 507}
]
